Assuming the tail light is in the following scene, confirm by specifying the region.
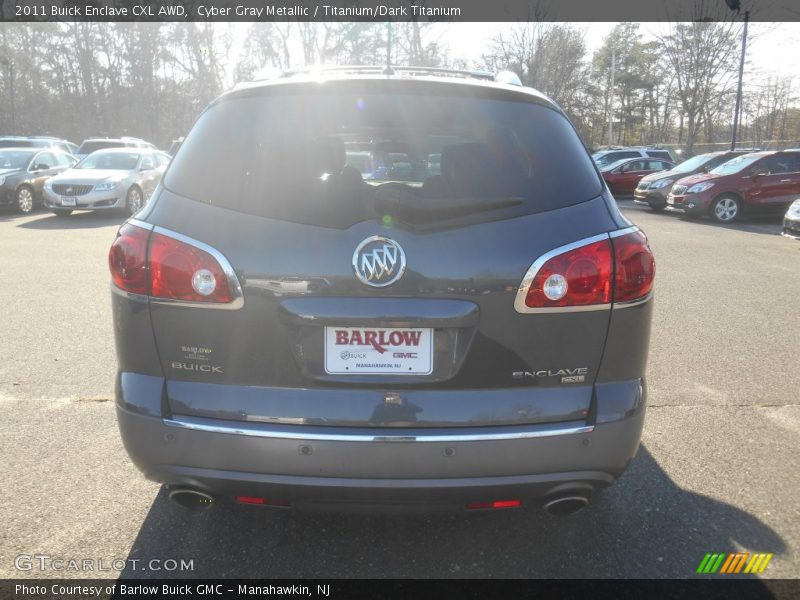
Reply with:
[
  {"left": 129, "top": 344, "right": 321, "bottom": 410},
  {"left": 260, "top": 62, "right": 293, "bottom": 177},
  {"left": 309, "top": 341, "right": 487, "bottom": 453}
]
[
  {"left": 108, "top": 223, "right": 149, "bottom": 295},
  {"left": 611, "top": 230, "right": 655, "bottom": 302},
  {"left": 466, "top": 499, "right": 522, "bottom": 510},
  {"left": 109, "top": 221, "right": 241, "bottom": 307},
  {"left": 516, "top": 228, "right": 654, "bottom": 312}
]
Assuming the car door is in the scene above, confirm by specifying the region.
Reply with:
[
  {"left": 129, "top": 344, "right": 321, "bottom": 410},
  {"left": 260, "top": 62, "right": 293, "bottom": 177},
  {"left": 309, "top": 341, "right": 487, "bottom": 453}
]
[
  {"left": 137, "top": 153, "right": 159, "bottom": 197},
  {"left": 27, "top": 151, "right": 59, "bottom": 198},
  {"left": 776, "top": 154, "right": 800, "bottom": 210},
  {"left": 746, "top": 155, "right": 797, "bottom": 211},
  {"left": 617, "top": 160, "right": 646, "bottom": 194}
]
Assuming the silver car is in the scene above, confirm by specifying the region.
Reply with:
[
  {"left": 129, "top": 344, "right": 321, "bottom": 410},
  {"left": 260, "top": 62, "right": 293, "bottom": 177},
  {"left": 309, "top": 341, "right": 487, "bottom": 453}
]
[{"left": 43, "top": 148, "right": 170, "bottom": 217}]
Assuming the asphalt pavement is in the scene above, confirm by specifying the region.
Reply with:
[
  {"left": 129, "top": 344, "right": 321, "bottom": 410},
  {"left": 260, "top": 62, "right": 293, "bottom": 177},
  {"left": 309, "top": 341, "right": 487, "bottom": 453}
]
[{"left": 0, "top": 202, "right": 798, "bottom": 579}]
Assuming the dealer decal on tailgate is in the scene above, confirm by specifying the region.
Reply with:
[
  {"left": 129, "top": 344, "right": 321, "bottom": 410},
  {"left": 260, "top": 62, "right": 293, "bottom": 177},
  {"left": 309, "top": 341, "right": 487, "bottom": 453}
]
[{"left": 324, "top": 327, "right": 433, "bottom": 375}]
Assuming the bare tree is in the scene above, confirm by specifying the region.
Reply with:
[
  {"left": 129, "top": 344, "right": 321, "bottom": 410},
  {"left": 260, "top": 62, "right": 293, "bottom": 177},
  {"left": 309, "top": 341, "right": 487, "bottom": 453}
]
[{"left": 656, "top": 21, "right": 740, "bottom": 154}]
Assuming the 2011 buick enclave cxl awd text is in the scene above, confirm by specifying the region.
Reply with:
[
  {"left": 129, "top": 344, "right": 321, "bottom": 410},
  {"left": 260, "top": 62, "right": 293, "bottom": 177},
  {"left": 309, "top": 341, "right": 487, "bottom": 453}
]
[{"left": 109, "top": 68, "right": 655, "bottom": 516}]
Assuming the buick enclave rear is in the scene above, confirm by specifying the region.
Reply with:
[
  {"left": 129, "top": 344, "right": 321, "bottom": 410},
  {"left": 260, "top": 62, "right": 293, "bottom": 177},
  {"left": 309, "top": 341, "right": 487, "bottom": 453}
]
[{"left": 110, "top": 70, "right": 655, "bottom": 515}]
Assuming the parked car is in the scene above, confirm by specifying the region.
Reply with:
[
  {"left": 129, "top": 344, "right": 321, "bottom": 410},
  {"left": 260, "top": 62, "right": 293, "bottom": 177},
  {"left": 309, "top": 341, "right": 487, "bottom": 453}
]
[
  {"left": 634, "top": 150, "right": 752, "bottom": 211},
  {"left": 667, "top": 150, "right": 800, "bottom": 223},
  {"left": 601, "top": 157, "right": 675, "bottom": 196},
  {"left": 43, "top": 148, "right": 169, "bottom": 216},
  {"left": 0, "top": 136, "right": 76, "bottom": 154},
  {"left": 783, "top": 198, "right": 800, "bottom": 239},
  {"left": 0, "top": 147, "right": 77, "bottom": 213},
  {"left": 109, "top": 67, "right": 655, "bottom": 516},
  {"left": 74, "top": 137, "right": 157, "bottom": 160},
  {"left": 593, "top": 146, "right": 676, "bottom": 168}
]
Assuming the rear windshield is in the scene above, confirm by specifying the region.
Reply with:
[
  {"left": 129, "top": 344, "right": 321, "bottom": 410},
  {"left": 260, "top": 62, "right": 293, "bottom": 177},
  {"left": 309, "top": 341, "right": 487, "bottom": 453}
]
[
  {"left": 165, "top": 87, "right": 602, "bottom": 228},
  {"left": 78, "top": 141, "right": 126, "bottom": 154},
  {"left": 0, "top": 139, "right": 35, "bottom": 148}
]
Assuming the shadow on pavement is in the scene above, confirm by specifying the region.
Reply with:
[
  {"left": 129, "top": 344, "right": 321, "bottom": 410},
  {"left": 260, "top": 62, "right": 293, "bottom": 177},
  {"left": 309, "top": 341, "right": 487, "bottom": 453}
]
[
  {"left": 617, "top": 198, "right": 784, "bottom": 237},
  {"left": 15, "top": 210, "right": 124, "bottom": 230},
  {"left": 120, "top": 446, "right": 785, "bottom": 579}
]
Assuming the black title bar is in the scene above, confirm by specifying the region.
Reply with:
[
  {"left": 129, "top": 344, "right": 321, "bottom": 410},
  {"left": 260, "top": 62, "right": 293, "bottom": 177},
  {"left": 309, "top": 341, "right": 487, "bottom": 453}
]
[{"left": 3, "top": 0, "right": 799, "bottom": 22}]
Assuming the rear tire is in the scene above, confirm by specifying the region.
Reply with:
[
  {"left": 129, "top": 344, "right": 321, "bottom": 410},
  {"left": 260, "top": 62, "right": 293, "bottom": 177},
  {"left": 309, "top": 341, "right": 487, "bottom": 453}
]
[
  {"left": 15, "top": 185, "right": 35, "bottom": 214},
  {"left": 647, "top": 202, "right": 666, "bottom": 212},
  {"left": 50, "top": 209, "right": 73, "bottom": 217},
  {"left": 710, "top": 195, "right": 741, "bottom": 223}
]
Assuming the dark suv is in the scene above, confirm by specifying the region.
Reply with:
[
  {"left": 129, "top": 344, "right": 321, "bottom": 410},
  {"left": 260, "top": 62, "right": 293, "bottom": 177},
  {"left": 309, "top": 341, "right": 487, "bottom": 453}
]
[{"left": 110, "top": 68, "right": 655, "bottom": 516}]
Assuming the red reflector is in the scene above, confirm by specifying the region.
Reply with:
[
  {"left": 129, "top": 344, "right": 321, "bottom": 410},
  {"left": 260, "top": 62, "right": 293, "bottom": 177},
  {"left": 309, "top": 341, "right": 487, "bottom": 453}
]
[
  {"left": 611, "top": 231, "right": 655, "bottom": 303},
  {"left": 108, "top": 223, "right": 150, "bottom": 294},
  {"left": 149, "top": 232, "right": 234, "bottom": 303},
  {"left": 492, "top": 499, "right": 522, "bottom": 508},
  {"left": 525, "top": 239, "right": 613, "bottom": 308},
  {"left": 235, "top": 496, "right": 290, "bottom": 507},
  {"left": 236, "top": 496, "right": 265, "bottom": 505},
  {"left": 466, "top": 499, "right": 521, "bottom": 510}
]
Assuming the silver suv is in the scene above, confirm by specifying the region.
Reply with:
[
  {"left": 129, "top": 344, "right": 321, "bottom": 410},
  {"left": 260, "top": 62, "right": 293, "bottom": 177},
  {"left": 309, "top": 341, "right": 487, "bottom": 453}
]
[{"left": 593, "top": 146, "right": 675, "bottom": 168}]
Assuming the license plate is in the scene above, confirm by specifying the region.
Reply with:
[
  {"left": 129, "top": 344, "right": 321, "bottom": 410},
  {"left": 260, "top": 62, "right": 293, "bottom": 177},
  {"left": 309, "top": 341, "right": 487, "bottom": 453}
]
[
  {"left": 324, "top": 327, "right": 433, "bottom": 375},
  {"left": 61, "top": 197, "right": 77, "bottom": 207},
  {"left": 666, "top": 196, "right": 674, "bottom": 205}
]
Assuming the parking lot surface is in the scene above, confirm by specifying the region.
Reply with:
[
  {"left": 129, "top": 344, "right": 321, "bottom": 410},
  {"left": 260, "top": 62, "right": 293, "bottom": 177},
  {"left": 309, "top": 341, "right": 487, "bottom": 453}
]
[{"left": 1, "top": 203, "right": 798, "bottom": 578}]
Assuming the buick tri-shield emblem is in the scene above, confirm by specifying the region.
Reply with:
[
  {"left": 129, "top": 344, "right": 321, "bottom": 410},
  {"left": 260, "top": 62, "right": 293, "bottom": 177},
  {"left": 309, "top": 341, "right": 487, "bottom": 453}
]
[{"left": 352, "top": 236, "right": 406, "bottom": 288}]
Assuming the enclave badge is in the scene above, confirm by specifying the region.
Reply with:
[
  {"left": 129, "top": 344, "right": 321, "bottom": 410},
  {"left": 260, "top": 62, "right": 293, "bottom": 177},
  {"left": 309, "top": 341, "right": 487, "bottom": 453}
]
[{"left": 352, "top": 236, "right": 406, "bottom": 287}]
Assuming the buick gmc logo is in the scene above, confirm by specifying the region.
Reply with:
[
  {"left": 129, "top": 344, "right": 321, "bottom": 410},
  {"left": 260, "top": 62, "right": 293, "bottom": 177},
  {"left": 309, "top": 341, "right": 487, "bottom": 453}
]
[{"left": 352, "top": 236, "right": 406, "bottom": 287}]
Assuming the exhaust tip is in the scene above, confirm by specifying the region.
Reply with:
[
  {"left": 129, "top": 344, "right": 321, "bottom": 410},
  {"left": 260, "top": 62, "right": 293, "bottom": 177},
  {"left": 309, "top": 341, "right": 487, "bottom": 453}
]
[
  {"left": 168, "top": 488, "right": 215, "bottom": 512},
  {"left": 542, "top": 495, "right": 589, "bottom": 517}
]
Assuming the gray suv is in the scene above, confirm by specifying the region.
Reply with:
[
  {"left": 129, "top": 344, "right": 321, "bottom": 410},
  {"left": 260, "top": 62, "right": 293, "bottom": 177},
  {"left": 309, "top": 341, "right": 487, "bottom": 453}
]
[{"left": 110, "top": 68, "right": 655, "bottom": 516}]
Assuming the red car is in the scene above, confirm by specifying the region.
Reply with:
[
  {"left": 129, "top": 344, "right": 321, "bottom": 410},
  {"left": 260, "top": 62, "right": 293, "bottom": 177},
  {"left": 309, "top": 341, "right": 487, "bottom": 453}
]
[
  {"left": 600, "top": 157, "right": 675, "bottom": 196},
  {"left": 667, "top": 150, "right": 800, "bottom": 223}
]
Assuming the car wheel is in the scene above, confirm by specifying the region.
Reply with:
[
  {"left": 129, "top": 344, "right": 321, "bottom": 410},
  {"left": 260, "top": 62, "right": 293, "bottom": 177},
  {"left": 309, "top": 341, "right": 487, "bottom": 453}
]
[
  {"left": 647, "top": 201, "right": 666, "bottom": 212},
  {"left": 710, "top": 195, "right": 741, "bottom": 223},
  {"left": 50, "top": 209, "right": 73, "bottom": 217},
  {"left": 15, "top": 185, "right": 35, "bottom": 214},
  {"left": 126, "top": 186, "right": 144, "bottom": 215}
]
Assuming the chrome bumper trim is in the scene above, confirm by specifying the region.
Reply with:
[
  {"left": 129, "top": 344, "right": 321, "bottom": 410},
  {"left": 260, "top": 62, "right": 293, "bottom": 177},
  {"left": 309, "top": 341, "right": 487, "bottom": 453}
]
[{"left": 163, "top": 416, "right": 595, "bottom": 443}]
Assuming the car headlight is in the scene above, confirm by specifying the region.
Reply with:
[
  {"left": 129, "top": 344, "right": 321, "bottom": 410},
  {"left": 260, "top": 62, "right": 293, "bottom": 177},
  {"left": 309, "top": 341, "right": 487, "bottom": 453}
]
[
  {"left": 788, "top": 199, "right": 800, "bottom": 218},
  {"left": 44, "top": 179, "right": 53, "bottom": 190},
  {"left": 0, "top": 175, "right": 5, "bottom": 187},
  {"left": 651, "top": 179, "right": 674, "bottom": 189},
  {"left": 94, "top": 181, "right": 120, "bottom": 192},
  {"left": 687, "top": 182, "right": 715, "bottom": 194}
]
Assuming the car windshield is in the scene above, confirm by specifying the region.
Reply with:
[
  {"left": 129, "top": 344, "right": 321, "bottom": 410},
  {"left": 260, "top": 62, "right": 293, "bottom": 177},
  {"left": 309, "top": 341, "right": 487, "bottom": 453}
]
[
  {"left": 709, "top": 153, "right": 763, "bottom": 176},
  {"left": 0, "top": 149, "right": 35, "bottom": 169},
  {"left": 76, "top": 152, "right": 141, "bottom": 170},
  {"left": 77, "top": 141, "right": 126, "bottom": 154},
  {"left": 165, "top": 85, "right": 603, "bottom": 228},
  {"left": 671, "top": 153, "right": 714, "bottom": 174}
]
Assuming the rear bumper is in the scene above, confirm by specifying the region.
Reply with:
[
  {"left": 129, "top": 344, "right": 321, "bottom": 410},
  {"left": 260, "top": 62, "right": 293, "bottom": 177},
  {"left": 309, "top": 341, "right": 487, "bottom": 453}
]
[{"left": 116, "top": 375, "right": 646, "bottom": 512}]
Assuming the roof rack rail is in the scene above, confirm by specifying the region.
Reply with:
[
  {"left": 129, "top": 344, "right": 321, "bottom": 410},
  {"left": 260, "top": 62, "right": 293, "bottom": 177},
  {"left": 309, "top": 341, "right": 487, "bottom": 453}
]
[{"left": 279, "top": 65, "right": 501, "bottom": 83}]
